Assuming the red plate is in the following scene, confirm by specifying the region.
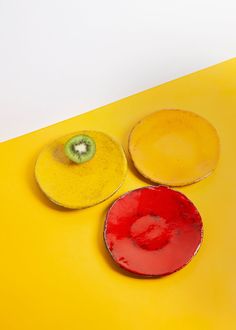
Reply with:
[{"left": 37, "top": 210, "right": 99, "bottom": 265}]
[{"left": 104, "top": 186, "right": 203, "bottom": 276}]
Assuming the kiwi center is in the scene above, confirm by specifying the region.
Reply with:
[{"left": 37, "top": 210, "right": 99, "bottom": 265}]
[{"left": 73, "top": 142, "right": 88, "bottom": 154}]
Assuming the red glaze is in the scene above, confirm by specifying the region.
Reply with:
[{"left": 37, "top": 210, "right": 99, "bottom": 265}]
[{"left": 104, "top": 186, "right": 203, "bottom": 276}]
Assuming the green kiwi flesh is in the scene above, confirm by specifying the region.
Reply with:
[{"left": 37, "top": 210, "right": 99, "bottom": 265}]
[{"left": 64, "top": 135, "right": 96, "bottom": 164}]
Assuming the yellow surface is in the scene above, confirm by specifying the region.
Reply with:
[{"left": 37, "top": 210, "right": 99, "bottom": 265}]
[
  {"left": 35, "top": 131, "right": 127, "bottom": 209},
  {"left": 0, "top": 59, "right": 236, "bottom": 330},
  {"left": 129, "top": 109, "right": 220, "bottom": 186}
]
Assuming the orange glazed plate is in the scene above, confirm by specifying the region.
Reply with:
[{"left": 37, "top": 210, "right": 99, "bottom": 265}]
[{"left": 129, "top": 109, "right": 220, "bottom": 186}]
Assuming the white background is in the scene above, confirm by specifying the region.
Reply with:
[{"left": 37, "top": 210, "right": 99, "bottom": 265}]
[{"left": 0, "top": 0, "right": 235, "bottom": 142}]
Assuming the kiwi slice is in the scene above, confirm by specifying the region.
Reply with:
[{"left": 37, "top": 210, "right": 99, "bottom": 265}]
[{"left": 64, "top": 134, "right": 96, "bottom": 164}]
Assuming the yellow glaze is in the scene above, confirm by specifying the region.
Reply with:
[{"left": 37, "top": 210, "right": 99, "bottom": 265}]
[
  {"left": 129, "top": 109, "right": 220, "bottom": 186},
  {"left": 35, "top": 131, "right": 127, "bottom": 209},
  {"left": 0, "top": 59, "right": 236, "bottom": 330}
]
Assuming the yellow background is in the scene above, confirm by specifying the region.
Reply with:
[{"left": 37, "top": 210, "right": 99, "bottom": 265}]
[{"left": 0, "top": 59, "right": 236, "bottom": 329}]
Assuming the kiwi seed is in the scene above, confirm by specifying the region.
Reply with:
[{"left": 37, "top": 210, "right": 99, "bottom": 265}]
[{"left": 64, "top": 135, "right": 96, "bottom": 164}]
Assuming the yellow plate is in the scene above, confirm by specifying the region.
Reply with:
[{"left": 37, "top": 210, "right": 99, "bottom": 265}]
[
  {"left": 35, "top": 131, "right": 127, "bottom": 209},
  {"left": 0, "top": 59, "right": 236, "bottom": 330},
  {"left": 129, "top": 109, "right": 220, "bottom": 186}
]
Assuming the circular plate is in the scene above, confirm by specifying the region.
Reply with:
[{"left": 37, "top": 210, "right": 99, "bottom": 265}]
[
  {"left": 129, "top": 109, "right": 220, "bottom": 186},
  {"left": 104, "top": 186, "right": 203, "bottom": 276},
  {"left": 35, "top": 131, "right": 127, "bottom": 209}
]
